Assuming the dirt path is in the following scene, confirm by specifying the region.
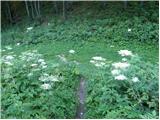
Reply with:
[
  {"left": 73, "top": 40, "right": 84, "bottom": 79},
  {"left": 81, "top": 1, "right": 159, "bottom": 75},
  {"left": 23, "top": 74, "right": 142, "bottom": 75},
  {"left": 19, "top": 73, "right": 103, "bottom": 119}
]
[{"left": 76, "top": 76, "right": 85, "bottom": 119}]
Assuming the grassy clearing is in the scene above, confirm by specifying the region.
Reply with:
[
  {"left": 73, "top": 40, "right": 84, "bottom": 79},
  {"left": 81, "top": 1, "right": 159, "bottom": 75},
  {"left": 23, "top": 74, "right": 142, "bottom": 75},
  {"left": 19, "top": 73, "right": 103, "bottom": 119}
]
[{"left": 1, "top": 2, "right": 158, "bottom": 119}]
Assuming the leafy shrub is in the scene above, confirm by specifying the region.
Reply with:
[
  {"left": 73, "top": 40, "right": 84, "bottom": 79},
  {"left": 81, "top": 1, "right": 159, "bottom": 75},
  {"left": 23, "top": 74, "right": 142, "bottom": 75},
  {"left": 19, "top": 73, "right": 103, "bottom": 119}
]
[
  {"left": 1, "top": 50, "right": 79, "bottom": 118},
  {"left": 85, "top": 55, "right": 158, "bottom": 119}
]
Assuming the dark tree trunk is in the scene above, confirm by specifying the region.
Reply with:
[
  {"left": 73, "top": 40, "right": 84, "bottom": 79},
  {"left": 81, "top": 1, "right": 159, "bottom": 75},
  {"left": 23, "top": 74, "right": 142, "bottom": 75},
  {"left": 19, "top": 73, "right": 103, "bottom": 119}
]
[
  {"left": 25, "top": 1, "right": 31, "bottom": 19},
  {"left": 140, "top": 1, "right": 144, "bottom": 8},
  {"left": 124, "top": 1, "right": 127, "bottom": 9},
  {"left": 37, "top": 1, "right": 40, "bottom": 16},
  {"left": 63, "top": 1, "right": 66, "bottom": 20},
  {"left": 30, "top": 1, "right": 35, "bottom": 19},
  {"left": 54, "top": 1, "right": 58, "bottom": 14},
  {"left": 6, "top": 2, "right": 13, "bottom": 24}
]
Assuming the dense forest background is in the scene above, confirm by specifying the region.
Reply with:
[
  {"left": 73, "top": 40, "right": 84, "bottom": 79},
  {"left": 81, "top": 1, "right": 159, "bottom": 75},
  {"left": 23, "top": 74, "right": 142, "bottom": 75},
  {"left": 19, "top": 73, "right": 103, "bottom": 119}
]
[
  {"left": 1, "top": 1, "right": 158, "bottom": 27},
  {"left": 1, "top": 1, "right": 159, "bottom": 46}
]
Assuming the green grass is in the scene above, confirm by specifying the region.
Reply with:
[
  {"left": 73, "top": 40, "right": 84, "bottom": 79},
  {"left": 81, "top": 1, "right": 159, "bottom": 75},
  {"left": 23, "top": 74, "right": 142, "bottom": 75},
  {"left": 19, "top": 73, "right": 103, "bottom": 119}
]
[{"left": 2, "top": 39, "right": 158, "bottom": 76}]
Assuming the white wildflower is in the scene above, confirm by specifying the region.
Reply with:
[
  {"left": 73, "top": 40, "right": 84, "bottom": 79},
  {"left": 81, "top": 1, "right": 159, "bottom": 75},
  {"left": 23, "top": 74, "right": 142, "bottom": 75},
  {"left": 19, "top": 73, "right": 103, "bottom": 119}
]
[
  {"left": 16, "top": 43, "right": 20, "bottom": 46},
  {"left": 132, "top": 77, "right": 139, "bottom": 83},
  {"left": 6, "top": 55, "right": 14, "bottom": 60},
  {"left": 5, "top": 46, "right": 12, "bottom": 50},
  {"left": 90, "top": 60, "right": 96, "bottom": 63},
  {"left": 118, "top": 50, "right": 133, "bottom": 57},
  {"left": 95, "top": 62, "right": 106, "bottom": 67},
  {"left": 31, "top": 64, "right": 37, "bottom": 67},
  {"left": 112, "top": 62, "right": 130, "bottom": 69},
  {"left": 39, "top": 74, "right": 59, "bottom": 82},
  {"left": 110, "top": 45, "right": 114, "bottom": 48},
  {"left": 90, "top": 56, "right": 106, "bottom": 68},
  {"left": 122, "top": 58, "right": 127, "bottom": 62},
  {"left": 41, "top": 83, "right": 51, "bottom": 90},
  {"left": 92, "top": 56, "right": 106, "bottom": 61},
  {"left": 128, "top": 28, "right": 131, "bottom": 32},
  {"left": 69, "top": 49, "right": 75, "bottom": 54},
  {"left": 38, "top": 59, "right": 44, "bottom": 63},
  {"left": 50, "top": 75, "right": 59, "bottom": 82},
  {"left": 115, "top": 74, "right": 127, "bottom": 80},
  {"left": 26, "top": 27, "right": 33, "bottom": 32},
  {"left": 111, "top": 69, "right": 120, "bottom": 76}
]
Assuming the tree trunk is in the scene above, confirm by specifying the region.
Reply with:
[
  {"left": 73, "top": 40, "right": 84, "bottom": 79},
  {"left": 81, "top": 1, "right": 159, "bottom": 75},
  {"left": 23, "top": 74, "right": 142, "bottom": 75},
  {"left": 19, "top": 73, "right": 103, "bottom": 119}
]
[
  {"left": 30, "top": 1, "right": 35, "bottom": 19},
  {"left": 25, "top": 1, "right": 31, "bottom": 19},
  {"left": 54, "top": 1, "right": 58, "bottom": 14},
  {"left": 63, "top": 1, "right": 66, "bottom": 20},
  {"left": 140, "top": 1, "right": 143, "bottom": 8},
  {"left": 37, "top": 1, "right": 40, "bottom": 16},
  {"left": 124, "top": 1, "right": 127, "bottom": 9},
  {"left": 6, "top": 2, "right": 13, "bottom": 24},
  {"left": 34, "top": 1, "right": 39, "bottom": 17}
]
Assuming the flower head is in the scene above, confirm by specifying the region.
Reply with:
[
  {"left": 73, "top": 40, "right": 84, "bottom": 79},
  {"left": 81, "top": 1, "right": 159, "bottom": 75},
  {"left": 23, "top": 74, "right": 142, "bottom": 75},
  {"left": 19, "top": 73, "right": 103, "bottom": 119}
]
[
  {"left": 92, "top": 56, "right": 106, "bottom": 61},
  {"left": 38, "top": 59, "right": 45, "bottom": 63},
  {"left": 111, "top": 69, "right": 120, "bottom": 76},
  {"left": 31, "top": 64, "right": 37, "bottom": 67},
  {"left": 27, "top": 27, "right": 33, "bottom": 30},
  {"left": 115, "top": 74, "right": 127, "bottom": 80},
  {"left": 128, "top": 28, "right": 131, "bottom": 32},
  {"left": 122, "top": 58, "right": 127, "bottom": 62},
  {"left": 118, "top": 50, "right": 133, "bottom": 57},
  {"left": 16, "top": 43, "right": 20, "bottom": 46},
  {"left": 112, "top": 62, "right": 130, "bottom": 69},
  {"left": 69, "top": 49, "right": 75, "bottom": 54},
  {"left": 6, "top": 55, "right": 14, "bottom": 60},
  {"left": 132, "top": 77, "right": 139, "bottom": 82},
  {"left": 41, "top": 83, "right": 51, "bottom": 90},
  {"left": 5, "top": 46, "right": 12, "bottom": 50}
]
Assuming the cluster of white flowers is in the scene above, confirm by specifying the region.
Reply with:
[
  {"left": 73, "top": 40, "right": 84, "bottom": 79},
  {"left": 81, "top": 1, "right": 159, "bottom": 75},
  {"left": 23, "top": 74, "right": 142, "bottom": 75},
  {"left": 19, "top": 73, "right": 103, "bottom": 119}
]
[
  {"left": 5, "top": 46, "right": 12, "bottom": 50},
  {"left": 40, "top": 83, "right": 52, "bottom": 90},
  {"left": 111, "top": 69, "right": 121, "bottom": 76},
  {"left": 16, "top": 43, "right": 20, "bottom": 46},
  {"left": 39, "top": 73, "right": 59, "bottom": 82},
  {"left": 118, "top": 50, "right": 133, "bottom": 57},
  {"left": 26, "top": 27, "right": 33, "bottom": 32},
  {"left": 69, "top": 49, "right": 75, "bottom": 54},
  {"left": 19, "top": 50, "right": 41, "bottom": 61},
  {"left": 122, "top": 58, "right": 127, "bottom": 62},
  {"left": 2, "top": 55, "right": 15, "bottom": 66},
  {"left": 132, "top": 77, "right": 139, "bottom": 82},
  {"left": 112, "top": 62, "right": 130, "bottom": 69},
  {"left": 118, "top": 50, "right": 132, "bottom": 57},
  {"left": 115, "top": 74, "right": 127, "bottom": 80},
  {"left": 128, "top": 28, "right": 131, "bottom": 32},
  {"left": 111, "top": 50, "right": 140, "bottom": 82},
  {"left": 90, "top": 56, "right": 106, "bottom": 68},
  {"left": 39, "top": 73, "right": 63, "bottom": 90},
  {"left": 19, "top": 50, "right": 48, "bottom": 70},
  {"left": 38, "top": 59, "right": 47, "bottom": 69}
]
